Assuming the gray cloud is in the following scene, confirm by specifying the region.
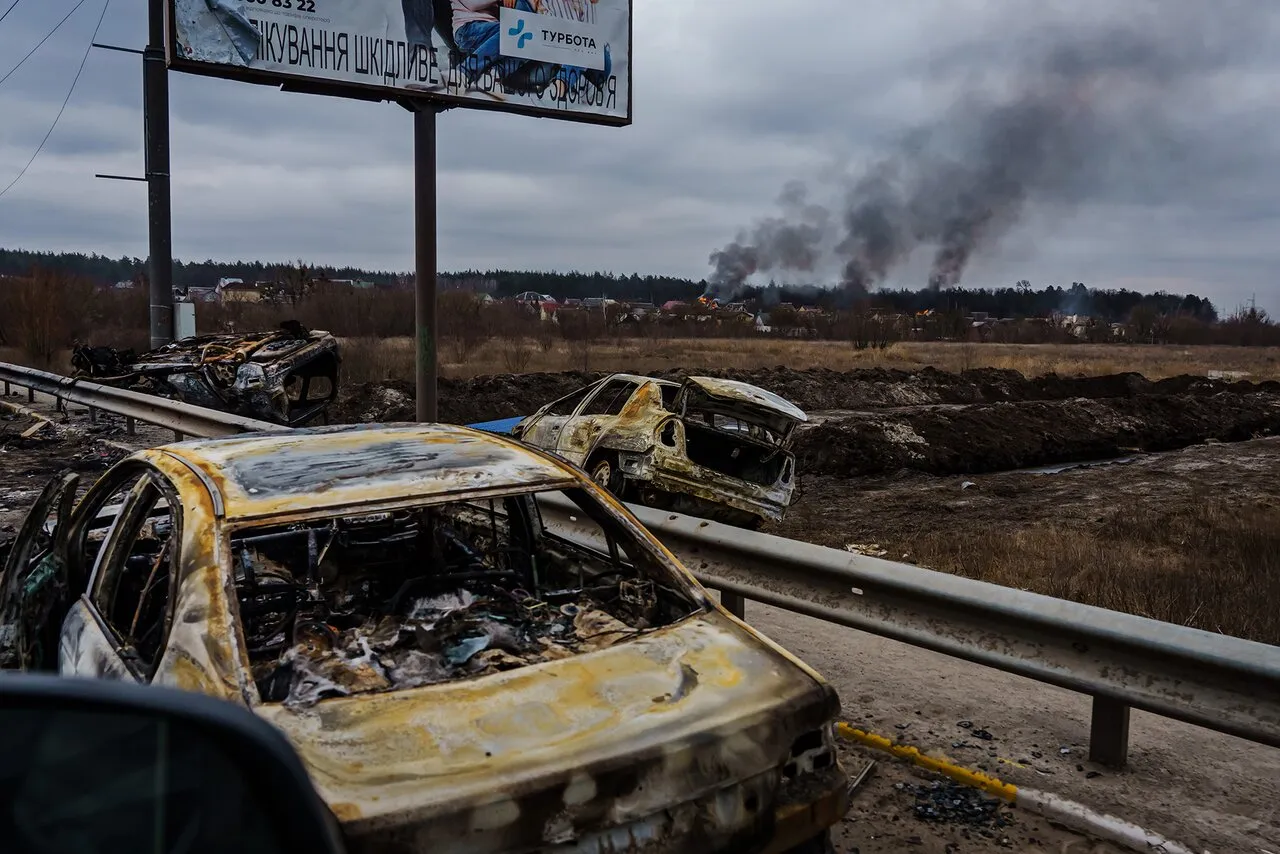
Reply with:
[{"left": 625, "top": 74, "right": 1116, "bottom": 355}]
[
  {"left": 0, "top": 1, "right": 1279, "bottom": 313},
  {"left": 707, "top": 1, "right": 1280, "bottom": 302}
]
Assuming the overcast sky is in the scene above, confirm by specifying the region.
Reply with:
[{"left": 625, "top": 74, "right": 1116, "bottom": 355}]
[{"left": 1, "top": 0, "right": 1277, "bottom": 314}]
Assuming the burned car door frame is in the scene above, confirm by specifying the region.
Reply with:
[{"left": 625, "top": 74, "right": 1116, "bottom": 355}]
[
  {"left": 0, "top": 472, "right": 79, "bottom": 671},
  {"left": 2, "top": 462, "right": 187, "bottom": 683},
  {"left": 515, "top": 380, "right": 603, "bottom": 450},
  {"left": 81, "top": 470, "right": 184, "bottom": 681}
]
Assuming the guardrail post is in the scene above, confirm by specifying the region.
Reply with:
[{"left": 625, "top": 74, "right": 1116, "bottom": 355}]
[
  {"left": 27, "top": 387, "right": 34, "bottom": 403},
  {"left": 89, "top": 406, "right": 97, "bottom": 424},
  {"left": 1089, "top": 695, "right": 1131, "bottom": 768},
  {"left": 56, "top": 397, "right": 65, "bottom": 414},
  {"left": 721, "top": 591, "right": 746, "bottom": 620},
  {"left": 3, "top": 381, "right": 9, "bottom": 395},
  {"left": 173, "top": 430, "right": 183, "bottom": 442},
  {"left": 126, "top": 416, "right": 136, "bottom": 435}
]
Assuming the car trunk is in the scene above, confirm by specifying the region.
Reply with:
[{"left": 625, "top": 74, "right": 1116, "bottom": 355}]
[
  {"left": 675, "top": 378, "right": 807, "bottom": 487},
  {"left": 254, "top": 609, "right": 837, "bottom": 852}
]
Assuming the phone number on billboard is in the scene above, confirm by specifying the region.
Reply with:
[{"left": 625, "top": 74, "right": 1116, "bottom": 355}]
[{"left": 245, "top": 0, "right": 317, "bottom": 11}]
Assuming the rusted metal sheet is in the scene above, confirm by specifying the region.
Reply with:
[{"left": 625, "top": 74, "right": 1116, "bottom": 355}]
[
  {"left": 160, "top": 424, "right": 578, "bottom": 522},
  {"left": 70, "top": 323, "right": 340, "bottom": 426}
]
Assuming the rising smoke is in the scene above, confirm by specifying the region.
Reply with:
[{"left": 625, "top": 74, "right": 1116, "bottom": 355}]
[{"left": 707, "top": 4, "right": 1268, "bottom": 300}]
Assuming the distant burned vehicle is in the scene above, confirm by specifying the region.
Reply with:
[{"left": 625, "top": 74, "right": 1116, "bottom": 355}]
[
  {"left": 512, "top": 374, "right": 808, "bottom": 528},
  {"left": 71, "top": 323, "right": 339, "bottom": 426},
  {"left": 0, "top": 424, "right": 848, "bottom": 853}
]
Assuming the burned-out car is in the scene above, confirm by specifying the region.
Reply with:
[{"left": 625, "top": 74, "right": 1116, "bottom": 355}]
[
  {"left": 512, "top": 375, "right": 808, "bottom": 528},
  {"left": 71, "top": 322, "right": 339, "bottom": 426},
  {"left": 0, "top": 424, "right": 848, "bottom": 853}
]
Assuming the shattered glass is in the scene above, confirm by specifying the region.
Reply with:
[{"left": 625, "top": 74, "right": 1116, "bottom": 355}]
[{"left": 233, "top": 491, "right": 698, "bottom": 708}]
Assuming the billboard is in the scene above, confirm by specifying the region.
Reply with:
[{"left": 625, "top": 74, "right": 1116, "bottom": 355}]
[{"left": 167, "top": 0, "right": 631, "bottom": 125}]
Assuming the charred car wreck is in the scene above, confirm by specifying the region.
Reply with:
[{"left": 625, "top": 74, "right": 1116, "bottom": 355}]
[
  {"left": 512, "top": 374, "right": 808, "bottom": 528},
  {"left": 71, "top": 322, "right": 339, "bottom": 426},
  {"left": 0, "top": 424, "right": 848, "bottom": 853}
]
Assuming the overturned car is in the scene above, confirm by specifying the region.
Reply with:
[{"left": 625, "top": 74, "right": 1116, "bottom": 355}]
[
  {"left": 512, "top": 374, "right": 808, "bottom": 528},
  {"left": 71, "top": 322, "right": 339, "bottom": 426},
  {"left": 0, "top": 424, "right": 848, "bottom": 853}
]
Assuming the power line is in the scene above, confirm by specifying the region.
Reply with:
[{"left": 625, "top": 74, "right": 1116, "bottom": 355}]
[
  {"left": 0, "top": 0, "right": 90, "bottom": 87},
  {"left": 0, "top": 1, "right": 22, "bottom": 25},
  {"left": 0, "top": 0, "right": 110, "bottom": 200}
]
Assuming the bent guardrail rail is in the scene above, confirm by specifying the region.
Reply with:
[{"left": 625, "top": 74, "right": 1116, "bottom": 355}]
[{"left": 3, "top": 358, "right": 1278, "bottom": 769}]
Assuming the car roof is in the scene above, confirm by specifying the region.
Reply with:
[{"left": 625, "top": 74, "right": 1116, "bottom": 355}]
[
  {"left": 603, "top": 373, "right": 679, "bottom": 388},
  {"left": 156, "top": 424, "right": 579, "bottom": 522}
]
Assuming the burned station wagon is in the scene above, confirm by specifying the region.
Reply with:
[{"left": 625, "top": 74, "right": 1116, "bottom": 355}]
[
  {"left": 512, "top": 375, "right": 808, "bottom": 529},
  {"left": 0, "top": 425, "right": 848, "bottom": 853}
]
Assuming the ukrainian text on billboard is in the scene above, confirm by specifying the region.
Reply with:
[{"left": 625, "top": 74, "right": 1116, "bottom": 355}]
[{"left": 171, "top": 0, "right": 630, "bottom": 123}]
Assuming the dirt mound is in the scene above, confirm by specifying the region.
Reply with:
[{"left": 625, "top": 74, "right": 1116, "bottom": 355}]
[
  {"left": 333, "top": 373, "right": 598, "bottom": 426},
  {"left": 334, "top": 367, "right": 1280, "bottom": 426},
  {"left": 794, "top": 391, "right": 1280, "bottom": 478}
]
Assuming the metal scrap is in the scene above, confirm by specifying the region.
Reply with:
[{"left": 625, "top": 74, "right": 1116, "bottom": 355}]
[{"left": 71, "top": 321, "right": 340, "bottom": 426}]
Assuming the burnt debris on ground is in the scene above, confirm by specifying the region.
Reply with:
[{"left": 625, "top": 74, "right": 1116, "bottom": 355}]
[
  {"left": 235, "top": 495, "right": 697, "bottom": 708},
  {"left": 896, "top": 779, "right": 1013, "bottom": 833},
  {"left": 72, "top": 322, "right": 340, "bottom": 426}
]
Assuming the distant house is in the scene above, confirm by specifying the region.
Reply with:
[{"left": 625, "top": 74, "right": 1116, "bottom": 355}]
[{"left": 219, "top": 281, "right": 261, "bottom": 303}]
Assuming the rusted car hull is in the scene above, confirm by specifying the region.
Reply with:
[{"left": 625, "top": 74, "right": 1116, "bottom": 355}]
[{"left": 254, "top": 610, "right": 843, "bottom": 853}]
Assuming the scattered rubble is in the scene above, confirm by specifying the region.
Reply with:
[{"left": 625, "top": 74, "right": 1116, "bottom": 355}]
[{"left": 895, "top": 779, "right": 1013, "bottom": 830}]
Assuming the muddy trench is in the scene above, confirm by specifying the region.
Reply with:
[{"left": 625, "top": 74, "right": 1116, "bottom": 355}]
[{"left": 334, "top": 368, "right": 1280, "bottom": 480}]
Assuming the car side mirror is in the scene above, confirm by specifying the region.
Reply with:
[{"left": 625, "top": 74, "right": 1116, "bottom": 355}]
[{"left": 0, "top": 673, "right": 346, "bottom": 854}]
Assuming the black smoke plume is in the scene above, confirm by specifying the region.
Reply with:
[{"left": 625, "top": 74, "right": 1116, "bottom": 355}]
[{"left": 706, "top": 4, "right": 1265, "bottom": 300}]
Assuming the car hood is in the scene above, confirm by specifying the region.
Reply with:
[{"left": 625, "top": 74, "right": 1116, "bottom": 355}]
[
  {"left": 254, "top": 610, "right": 836, "bottom": 849},
  {"left": 682, "top": 377, "right": 808, "bottom": 425}
]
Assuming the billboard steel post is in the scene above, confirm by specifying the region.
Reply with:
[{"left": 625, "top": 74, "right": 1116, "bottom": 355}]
[
  {"left": 414, "top": 107, "right": 438, "bottom": 423},
  {"left": 145, "top": 0, "right": 173, "bottom": 348}
]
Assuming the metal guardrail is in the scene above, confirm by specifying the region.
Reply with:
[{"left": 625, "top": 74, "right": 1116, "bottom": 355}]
[
  {"left": 536, "top": 494, "right": 1280, "bottom": 767},
  {"left": 0, "top": 362, "right": 286, "bottom": 438},
  {"left": 2, "top": 359, "right": 1278, "bottom": 768}
]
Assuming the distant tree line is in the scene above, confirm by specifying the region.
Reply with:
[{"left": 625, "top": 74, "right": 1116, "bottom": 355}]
[
  {"left": 738, "top": 280, "right": 1218, "bottom": 324},
  {"left": 0, "top": 248, "right": 1221, "bottom": 323}
]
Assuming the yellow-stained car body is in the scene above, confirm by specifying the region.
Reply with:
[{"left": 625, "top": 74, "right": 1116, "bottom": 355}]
[
  {"left": 513, "top": 375, "right": 808, "bottom": 529},
  {"left": 1, "top": 425, "right": 847, "bottom": 854}
]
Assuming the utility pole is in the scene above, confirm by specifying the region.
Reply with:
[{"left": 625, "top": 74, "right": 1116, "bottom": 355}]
[
  {"left": 414, "top": 107, "right": 438, "bottom": 422},
  {"left": 144, "top": 0, "right": 173, "bottom": 348}
]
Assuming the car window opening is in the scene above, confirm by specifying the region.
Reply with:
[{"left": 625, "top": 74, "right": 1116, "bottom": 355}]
[{"left": 232, "top": 489, "right": 701, "bottom": 708}]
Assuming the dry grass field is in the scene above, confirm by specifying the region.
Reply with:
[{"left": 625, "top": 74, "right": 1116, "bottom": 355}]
[{"left": 337, "top": 336, "right": 1280, "bottom": 383}]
